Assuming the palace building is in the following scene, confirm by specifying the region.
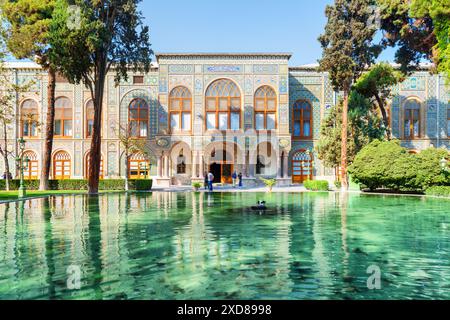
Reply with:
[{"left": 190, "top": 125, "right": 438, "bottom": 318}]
[{"left": 1, "top": 53, "right": 449, "bottom": 187}]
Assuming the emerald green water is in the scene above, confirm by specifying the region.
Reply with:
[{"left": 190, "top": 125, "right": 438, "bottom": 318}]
[{"left": 0, "top": 192, "right": 450, "bottom": 300}]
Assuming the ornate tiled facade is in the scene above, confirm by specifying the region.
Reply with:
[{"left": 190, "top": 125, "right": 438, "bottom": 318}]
[{"left": 1, "top": 54, "right": 449, "bottom": 186}]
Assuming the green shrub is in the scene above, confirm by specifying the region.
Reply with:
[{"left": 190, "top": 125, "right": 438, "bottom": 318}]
[
  {"left": 334, "top": 181, "right": 342, "bottom": 189},
  {"left": 1, "top": 179, "right": 152, "bottom": 191},
  {"left": 128, "top": 179, "right": 152, "bottom": 191},
  {"left": 260, "top": 177, "right": 277, "bottom": 192},
  {"left": 192, "top": 182, "right": 202, "bottom": 190},
  {"left": 349, "top": 140, "right": 449, "bottom": 192},
  {"left": 425, "top": 186, "right": 450, "bottom": 198},
  {"left": 414, "top": 148, "right": 449, "bottom": 189},
  {"left": 99, "top": 179, "right": 126, "bottom": 190},
  {"left": 304, "top": 180, "right": 329, "bottom": 191}
]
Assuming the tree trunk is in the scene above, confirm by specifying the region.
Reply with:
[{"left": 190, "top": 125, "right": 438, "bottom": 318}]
[
  {"left": 40, "top": 67, "right": 56, "bottom": 191},
  {"left": 374, "top": 93, "right": 391, "bottom": 140},
  {"left": 341, "top": 89, "right": 349, "bottom": 191},
  {"left": 88, "top": 66, "right": 106, "bottom": 194},
  {"left": 2, "top": 123, "right": 10, "bottom": 192}
]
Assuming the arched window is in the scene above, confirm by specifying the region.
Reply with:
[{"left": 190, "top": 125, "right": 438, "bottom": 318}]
[
  {"left": 128, "top": 153, "right": 150, "bottom": 179},
  {"left": 21, "top": 100, "right": 39, "bottom": 138},
  {"left": 293, "top": 100, "right": 312, "bottom": 139},
  {"left": 169, "top": 86, "right": 192, "bottom": 132},
  {"left": 292, "top": 150, "right": 313, "bottom": 183},
  {"left": 404, "top": 99, "right": 421, "bottom": 138},
  {"left": 254, "top": 86, "right": 277, "bottom": 130},
  {"left": 85, "top": 152, "right": 104, "bottom": 179},
  {"left": 53, "top": 151, "right": 71, "bottom": 180},
  {"left": 54, "top": 97, "right": 72, "bottom": 137},
  {"left": 129, "top": 98, "right": 149, "bottom": 137},
  {"left": 205, "top": 79, "right": 241, "bottom": 130},
  {"left": 23, "top": 151, "right": 38, "bottom": 180},
  {"left": 86, "top": 100, "right": 95, "bottom": 138}
]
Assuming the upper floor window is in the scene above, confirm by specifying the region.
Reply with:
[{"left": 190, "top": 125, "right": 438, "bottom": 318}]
[
  {"left": 86, "top": 100, "right": 95, "bottom": 138},
  {"left": 293, "top": 100, "right": 312, "bottom": 139},
  {"left": 404, "top": 99, "right": 421, "bottom": 139},
  {"left": 205, "top": 79, "right": 241, "bottom": 130},
  {"left": 254, "top": 86, "right": 277, "bottom": 130},
  {"left": 129, "top": 98, "right": 149, "bottom": 138},
  {"left": 169, "top": 86, "right": 192, "bottom": 132},
  {"left": 21, "top": 99, "right": 38, "bottom": 138},
  {"left": 133, "top": 76, "right": 144, "bottom": 84},
  {"left": 54, "top": 97, "right": 72, "bottom": 137}
]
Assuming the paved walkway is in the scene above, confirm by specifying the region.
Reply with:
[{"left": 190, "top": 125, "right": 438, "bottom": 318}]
[{"left": 152, "top": 184, "right": 310, "bottom": 193}]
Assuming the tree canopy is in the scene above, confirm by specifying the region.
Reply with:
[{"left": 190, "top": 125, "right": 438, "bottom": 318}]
[{"left": 378, "top": 0, "right": 450, "bottom": 79}]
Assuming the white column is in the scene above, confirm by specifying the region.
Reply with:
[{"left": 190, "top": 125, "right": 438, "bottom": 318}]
[
  {"left": 191, "top": 151, "right": 197, "bottom": 179},
  {"left": 164, "top": 155, "right": 169, "bottom": 178},
  {"left": 157, "top": 156, "right": 162, "bottom": 178},
  {"left": 199, "top": 152, "right": 205, "bottom": 179},
  {"left": 277, "top": 152, "right": 282, "bottom": 178},
  {"left": 283, "top": 152, "right": 289, "bottom": 178},
  {"left": 249, "top": 152, "right": 256, "bottom": 178}
]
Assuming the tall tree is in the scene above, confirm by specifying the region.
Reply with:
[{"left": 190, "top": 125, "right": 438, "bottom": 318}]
[
  {"left": 49, "top": 0, "right": 152, "bottom": 194},
  {"left": 353, "top": 62, "right": 404, "bottom": 139},
  {"left": 318, "top": 0, "right": 381, "bottom": 190},
  {"left": 378, "top": 0, "right": 450, "bottom": 80},
  {"left": 1, "top": 0, "right": 57, "bottom": 191},
  {"left": 317, "top": 92, "right": 386, "bottom": 171}
]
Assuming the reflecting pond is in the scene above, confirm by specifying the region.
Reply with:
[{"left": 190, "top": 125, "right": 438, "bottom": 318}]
[{"left": 1, "top": 192, "right": 450, "bottom": 300}]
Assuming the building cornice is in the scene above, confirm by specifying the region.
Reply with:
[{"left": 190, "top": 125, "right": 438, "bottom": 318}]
[{"left": 156, "top": 52, "right": 292, "bottom": 62}]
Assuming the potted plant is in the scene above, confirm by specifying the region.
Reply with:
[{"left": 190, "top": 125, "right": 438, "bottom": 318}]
[
  {"left": 260, "top": 177, "right": 277, "bottom": 193},
  {"left": 192, "top": 182, "right": 202, "bottom": 192}
]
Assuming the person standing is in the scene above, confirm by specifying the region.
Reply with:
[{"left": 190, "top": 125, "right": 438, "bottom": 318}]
[
  {"left": 238, "top": 172, "right": 243, "bottom": 188},
  {"left": 231, "top": 171, "right": 237, "bottom": 188},
  {"left": 208, "top": 172, "right": 214, "bottom": 192},
  {"left": 204, "top": 172, "right": 208, "bottom": 190}
]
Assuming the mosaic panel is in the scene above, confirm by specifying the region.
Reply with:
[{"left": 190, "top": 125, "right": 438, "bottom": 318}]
[
  {"left": 203, "top": 65, "right": 243, "bottom": 73},
  {"left": 195, "top": 78, "right": 203, "bottom": 95},
  {"left": 168, "top": 64, "right": 194, "bottom": 74},
  {"left": 253, "top": 64, "right": 279, "bottom": 74},
  {"left": 245, "top": 76, "right": 253, "bottom": 95},
  {"left": 169, "top": 75, "right": 193, "bottom": 90},
  {"left": 279, "top": 76, "right": 288, "bottom": 94},
  {"left": 400, "top": 76, "right": 426, "bottom": 91},
  {"left": 254, "top": 76, "right": 277, "bottom": 89}
]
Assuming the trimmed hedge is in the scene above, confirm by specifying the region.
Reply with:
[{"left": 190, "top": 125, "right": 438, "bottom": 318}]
[
  {"left": 304, "top": 180, "right": 329, "bottom": 191},
  {"left": 0, "top": 179, "right": 152, "bottom": 191},
  {"left": 425, "top": 186, "right": 450, "bottom": 198},
  {"left": 349, "top": 140, "right": 450, "bottom": 192}
]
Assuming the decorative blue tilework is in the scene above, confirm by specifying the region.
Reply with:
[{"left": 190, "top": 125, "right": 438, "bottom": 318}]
[
  {"left": 400, "top": 77, "right": 426, "bottom": 91},
  {"left": 279, "top": 76, "right": 288, "bottom": 94},
  {"left": 169, "top": 65, "right": 194, "bottom": 74},
  {"left": 204, "top": 65, "right": 242, "bottom": 73},
  {"left": 253, "top": 64, "right": 279, "bottom": 74}
]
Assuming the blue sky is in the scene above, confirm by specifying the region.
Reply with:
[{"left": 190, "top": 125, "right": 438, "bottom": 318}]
[{"left": 140, "top": 0, "right": 396, "bottom": 66}]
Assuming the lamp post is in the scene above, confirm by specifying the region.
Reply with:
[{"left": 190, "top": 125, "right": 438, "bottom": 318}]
[{"left": 16, "top": 137, "right": 28, "bottom": 199}]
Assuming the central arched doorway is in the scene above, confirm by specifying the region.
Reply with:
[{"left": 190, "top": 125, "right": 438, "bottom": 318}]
[
  {"left": 292, "top": 150, "right": 313, "bottom": 183},
  {"left": 205, "top": 142, "right": 241, "bottom": 184},
  {"left": 208, "top": 149, "right": 234, "bottom": 184}
]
